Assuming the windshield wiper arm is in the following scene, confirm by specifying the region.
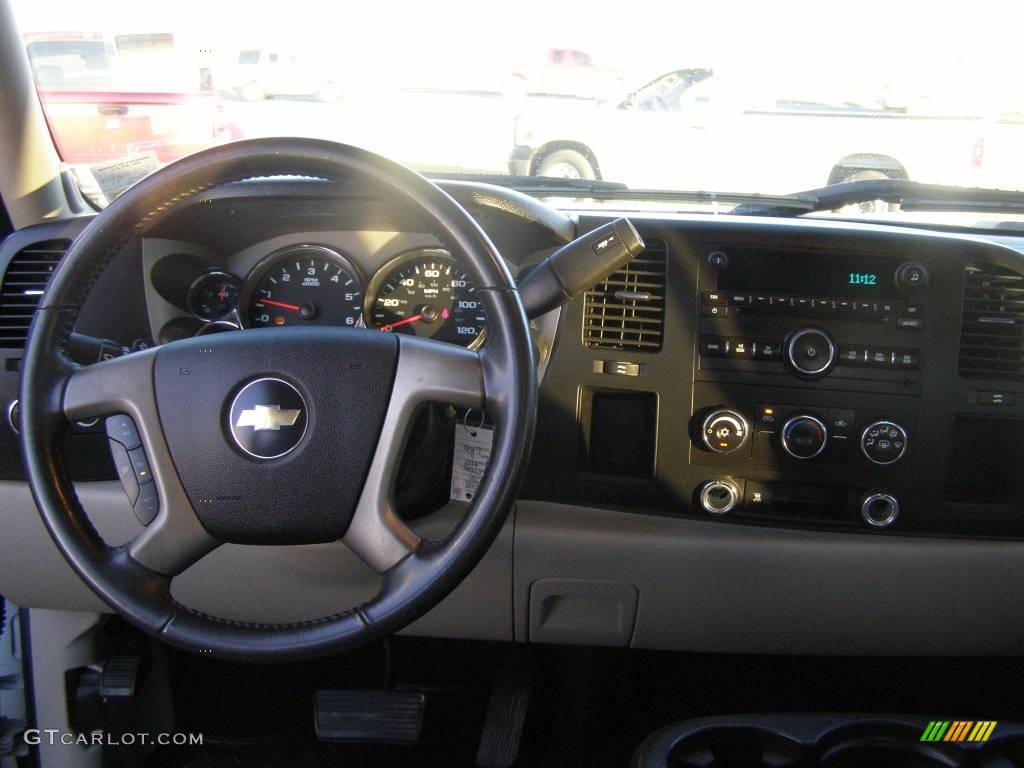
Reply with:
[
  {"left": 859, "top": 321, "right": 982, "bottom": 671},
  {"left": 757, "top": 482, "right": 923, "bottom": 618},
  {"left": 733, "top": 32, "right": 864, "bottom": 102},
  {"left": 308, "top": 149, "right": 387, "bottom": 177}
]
[
  {"left": 733, "top": 179, "right": 1024, "bottom": 217},
  {"left": 431, "top": 173, "right": 818, "bottom": 208}
]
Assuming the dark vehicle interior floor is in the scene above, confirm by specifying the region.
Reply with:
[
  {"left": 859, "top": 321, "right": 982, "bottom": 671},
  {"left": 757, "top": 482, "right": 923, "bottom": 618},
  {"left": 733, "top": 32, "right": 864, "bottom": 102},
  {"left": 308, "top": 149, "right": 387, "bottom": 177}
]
[{"left": 136, "top": 630, "right": 1024, "bottom": 768}]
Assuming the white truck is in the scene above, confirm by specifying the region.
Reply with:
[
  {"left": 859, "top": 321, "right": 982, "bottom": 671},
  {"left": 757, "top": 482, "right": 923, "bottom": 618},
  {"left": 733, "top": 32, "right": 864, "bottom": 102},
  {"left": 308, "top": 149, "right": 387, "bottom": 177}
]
[{"left": 508, "top": 67, "right": 1019, "bottom": 193}]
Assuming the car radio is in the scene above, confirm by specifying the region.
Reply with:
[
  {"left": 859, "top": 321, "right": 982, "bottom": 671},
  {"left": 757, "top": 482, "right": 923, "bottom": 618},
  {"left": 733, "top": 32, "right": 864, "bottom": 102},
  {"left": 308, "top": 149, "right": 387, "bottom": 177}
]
[
  {"left": 696, "top": 246, "right": 928, "bottom": 383},
  {"left": 688, "top": 245, "right": 930, "bottom": 531}
]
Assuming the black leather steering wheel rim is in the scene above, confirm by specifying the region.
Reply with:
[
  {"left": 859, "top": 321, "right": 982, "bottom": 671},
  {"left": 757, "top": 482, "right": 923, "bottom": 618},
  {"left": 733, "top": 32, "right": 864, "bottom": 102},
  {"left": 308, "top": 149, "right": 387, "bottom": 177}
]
[{"left": 19, "top": 138, "right": 536, "bottom": 660}]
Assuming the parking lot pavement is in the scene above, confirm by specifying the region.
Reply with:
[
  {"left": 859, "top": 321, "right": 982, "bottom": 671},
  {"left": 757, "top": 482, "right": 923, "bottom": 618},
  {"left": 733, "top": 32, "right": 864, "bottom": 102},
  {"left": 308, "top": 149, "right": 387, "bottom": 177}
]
[{"left": 220, "top": 89, "right": 532, "bottom": 175}]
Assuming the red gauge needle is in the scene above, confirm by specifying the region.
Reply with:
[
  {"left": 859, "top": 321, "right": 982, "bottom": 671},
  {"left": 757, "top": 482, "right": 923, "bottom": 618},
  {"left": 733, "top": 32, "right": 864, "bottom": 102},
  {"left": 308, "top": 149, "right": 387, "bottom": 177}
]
[
  {"left": 258, "top": 298, "right": 301, "bottom": 311},
  {"left": 379, "top": 314, "right": 422, "bottom": 332}
]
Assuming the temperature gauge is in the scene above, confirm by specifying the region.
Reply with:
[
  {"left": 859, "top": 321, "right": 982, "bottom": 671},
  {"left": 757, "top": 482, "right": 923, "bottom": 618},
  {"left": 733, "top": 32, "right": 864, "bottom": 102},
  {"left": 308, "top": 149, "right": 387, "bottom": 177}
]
[{"left": 187, "top": 271, "right": 241, "bottom": 320}]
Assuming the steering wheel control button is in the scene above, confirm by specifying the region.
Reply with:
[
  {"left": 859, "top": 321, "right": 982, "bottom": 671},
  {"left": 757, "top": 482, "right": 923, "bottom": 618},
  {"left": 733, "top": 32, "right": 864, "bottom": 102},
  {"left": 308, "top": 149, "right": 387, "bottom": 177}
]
[
  {"left": 786, "top": 328, "right": 835, "bottom": 377},
  {"left": 228, "top": 378, "right": 308, "bottom": 460},
  {"left": 699, "top": 479, "right": 740, "bottom": 515},
  {"left": 128, "top": 447, "right": 153, "bottom": 484},
  {"left": 895, "top": 261, "right": 929, "bottom": 292},
  {"left": 105, "top": 415, "right": 141, "bottom": 449},
  {"left": 134, "top": 482, "right": 160, "bottom": 526},
  {"left": 861, "top": 493, "right": 900, "bottom": 528},
  {"left": 701, "top": 409, "right": 750, "bottom": 454},
  {"left": 860, "top": 420, "right": 908, "bottom": 465},
  {"left": 109, "top": 441, "right": 140, "bottom": 506},
  {"left": 781, "top": 415, "right": 828, "bottom": 459}
]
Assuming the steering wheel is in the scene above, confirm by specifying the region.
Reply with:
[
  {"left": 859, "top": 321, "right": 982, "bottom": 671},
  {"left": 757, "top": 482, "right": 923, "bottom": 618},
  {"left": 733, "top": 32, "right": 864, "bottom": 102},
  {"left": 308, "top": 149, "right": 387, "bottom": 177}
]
[{"left": 19, "top": 138, "right": 536, "bottom": 660}]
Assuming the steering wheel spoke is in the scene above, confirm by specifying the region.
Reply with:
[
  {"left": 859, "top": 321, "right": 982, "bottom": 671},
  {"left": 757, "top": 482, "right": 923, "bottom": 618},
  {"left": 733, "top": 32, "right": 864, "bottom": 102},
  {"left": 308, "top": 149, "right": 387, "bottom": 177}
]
[
  {"left": 343, "top": 336, "right": 484, "bottom": 573},
  {"left": 63, "top": 350, "right": 220, "bottom": 576}
]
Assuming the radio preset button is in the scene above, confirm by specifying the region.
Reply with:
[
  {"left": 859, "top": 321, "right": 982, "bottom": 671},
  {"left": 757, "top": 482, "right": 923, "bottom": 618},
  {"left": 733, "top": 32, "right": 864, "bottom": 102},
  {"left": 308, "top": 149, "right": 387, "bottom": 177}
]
[
  {"left": 838, "top": 346, "right": 865, "bottom": 365},
  {"left": 894, "top": 350, "right": 920, "bottom": 369},
  {"left": 786, "top": 328, "right": 836, "bottom": 377},
  {"left": 756, "top": 340, "right": 782, "bottom": 360},
  {"left": 868, "top": 349, "right": 893, "bottom": 366}
]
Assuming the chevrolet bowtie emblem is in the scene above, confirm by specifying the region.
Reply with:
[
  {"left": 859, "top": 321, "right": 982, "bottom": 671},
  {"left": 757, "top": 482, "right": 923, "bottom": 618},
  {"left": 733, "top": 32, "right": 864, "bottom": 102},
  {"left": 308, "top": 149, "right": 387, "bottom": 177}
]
[{"left": 235, "top": 404, "right": 302, "bottom": 431}]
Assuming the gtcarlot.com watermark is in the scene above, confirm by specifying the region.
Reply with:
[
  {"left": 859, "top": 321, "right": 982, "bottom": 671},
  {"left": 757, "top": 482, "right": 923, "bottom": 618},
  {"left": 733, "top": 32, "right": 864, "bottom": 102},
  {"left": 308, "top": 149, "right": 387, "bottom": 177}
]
[{"left": 24, "top": 730, "right": 203, "bottom": 747}]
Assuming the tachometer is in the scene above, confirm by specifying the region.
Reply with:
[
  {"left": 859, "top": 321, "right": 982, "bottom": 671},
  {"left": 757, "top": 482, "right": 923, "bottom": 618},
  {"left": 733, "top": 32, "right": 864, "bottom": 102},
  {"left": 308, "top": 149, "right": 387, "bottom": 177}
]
[
  {"left": 243, "top": 245, "right": 363, "bottom": 329},
  {"left": 367, "top": 249, "right": 486, "bottom": 348}
]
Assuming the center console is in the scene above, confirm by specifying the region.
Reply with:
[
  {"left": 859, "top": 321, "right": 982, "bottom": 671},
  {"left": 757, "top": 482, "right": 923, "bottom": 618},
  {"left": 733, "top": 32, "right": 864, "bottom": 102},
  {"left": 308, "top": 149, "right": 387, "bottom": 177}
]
[{"left": 692, "top": 245, "right": 928, "bottom": 530}]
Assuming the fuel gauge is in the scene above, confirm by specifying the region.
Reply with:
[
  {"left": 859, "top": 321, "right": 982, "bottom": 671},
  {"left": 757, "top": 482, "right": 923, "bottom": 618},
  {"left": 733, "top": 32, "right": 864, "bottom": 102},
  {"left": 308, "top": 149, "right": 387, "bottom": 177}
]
[{"left": 187, "top": 271, "right": 241, "bottom": 320}]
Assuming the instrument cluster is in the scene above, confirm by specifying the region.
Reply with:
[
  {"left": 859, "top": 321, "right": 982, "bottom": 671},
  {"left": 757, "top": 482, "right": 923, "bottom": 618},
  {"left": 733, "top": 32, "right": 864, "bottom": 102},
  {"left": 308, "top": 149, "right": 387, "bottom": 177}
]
[{"left": 163, "top": 243, "right": 488, "bottom": 348}]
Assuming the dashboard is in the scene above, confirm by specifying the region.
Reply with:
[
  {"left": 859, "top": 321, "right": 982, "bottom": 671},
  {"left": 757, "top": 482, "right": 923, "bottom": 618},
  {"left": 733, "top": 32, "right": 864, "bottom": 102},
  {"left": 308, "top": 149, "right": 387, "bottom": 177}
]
[{"left": 3, "top": 179, "right": 1024, "bottom": 655}]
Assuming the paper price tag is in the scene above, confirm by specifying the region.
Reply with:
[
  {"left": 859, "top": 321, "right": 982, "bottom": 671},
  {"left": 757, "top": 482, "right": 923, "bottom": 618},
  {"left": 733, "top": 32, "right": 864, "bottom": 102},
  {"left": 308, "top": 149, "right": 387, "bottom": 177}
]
[{"left": 450, "top": 416, "right": 493, "bottom": 503}]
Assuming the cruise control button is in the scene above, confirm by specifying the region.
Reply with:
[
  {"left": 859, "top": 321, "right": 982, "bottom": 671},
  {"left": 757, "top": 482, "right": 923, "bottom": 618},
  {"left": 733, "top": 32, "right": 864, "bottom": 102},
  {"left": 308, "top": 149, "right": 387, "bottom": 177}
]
[
  {"left": 105, "top": 414, "right": 141, "bottom": 450},
  {"left": 128, "top": 447, "right": 153, "bottom": 485},
  {"left": 109, "top": 441, "right": 139, "bottom": 506},
  {"left": 701, "top": 336, "right": 729, "bottom": 357},
  {"left": 134, "top": 482, "right": 159, "bottom": 526}
]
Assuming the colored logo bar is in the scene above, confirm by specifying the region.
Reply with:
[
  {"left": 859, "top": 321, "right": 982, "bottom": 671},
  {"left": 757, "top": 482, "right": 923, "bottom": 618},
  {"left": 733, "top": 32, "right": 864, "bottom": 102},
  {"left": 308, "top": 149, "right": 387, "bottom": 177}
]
[{"left": 921, "top": 720, "right": 997, "bottom": 742}]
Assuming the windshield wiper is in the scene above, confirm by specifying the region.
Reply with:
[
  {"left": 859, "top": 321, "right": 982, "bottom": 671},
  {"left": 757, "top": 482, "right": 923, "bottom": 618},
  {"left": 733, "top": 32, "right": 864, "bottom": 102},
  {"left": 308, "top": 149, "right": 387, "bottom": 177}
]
[
  {"left": 733, "top": 179, "right": 1024, "bottom": 217},
  {"left": 431, "top": 173, "right": 817, "bottom": 209}
]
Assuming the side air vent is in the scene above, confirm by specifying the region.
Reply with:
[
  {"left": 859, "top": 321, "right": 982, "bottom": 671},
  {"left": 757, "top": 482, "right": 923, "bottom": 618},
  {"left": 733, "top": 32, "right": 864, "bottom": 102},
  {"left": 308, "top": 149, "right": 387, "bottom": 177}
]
[
  {"left": 0, "top": 239, "right": 70, "bottom": 348},
  {"left": 959, "top": 265, "right": 1024, "bottom": 381},
  {"left": 583, "top": 239, "right": 667, "bottom": 352}
]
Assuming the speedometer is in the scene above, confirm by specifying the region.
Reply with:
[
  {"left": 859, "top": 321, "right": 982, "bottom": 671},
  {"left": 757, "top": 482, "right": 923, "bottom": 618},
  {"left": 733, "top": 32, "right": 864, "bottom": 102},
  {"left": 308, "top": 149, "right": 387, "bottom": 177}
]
[
  {"left": 243, "top": 245, "right": 363, "bottom": 329},
  {"left": 367, "top": 249, "right": 486, "bottom": 348}
]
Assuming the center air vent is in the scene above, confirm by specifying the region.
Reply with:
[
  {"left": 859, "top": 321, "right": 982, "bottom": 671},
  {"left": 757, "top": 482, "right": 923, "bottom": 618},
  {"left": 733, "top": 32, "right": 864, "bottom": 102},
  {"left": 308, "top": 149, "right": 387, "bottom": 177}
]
[
  {"left": 959, "top": 264, "right": 1024, "bottom": 381},
  {"left": 583, "top": 239, "right": 667, "bottom": 352},
  {"left": 0, "top": 239, "right": 70, "bottom": 348}
]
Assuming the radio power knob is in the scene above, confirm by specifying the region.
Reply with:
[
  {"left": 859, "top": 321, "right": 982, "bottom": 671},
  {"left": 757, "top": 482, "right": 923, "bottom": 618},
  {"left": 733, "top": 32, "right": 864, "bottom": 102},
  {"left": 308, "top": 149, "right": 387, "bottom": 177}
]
[
  {"left": 701, "top": 409, "right": 750, "bottom": 454},
  {"left": 785, "top": 328, "right": 836, "bottom": 377}
]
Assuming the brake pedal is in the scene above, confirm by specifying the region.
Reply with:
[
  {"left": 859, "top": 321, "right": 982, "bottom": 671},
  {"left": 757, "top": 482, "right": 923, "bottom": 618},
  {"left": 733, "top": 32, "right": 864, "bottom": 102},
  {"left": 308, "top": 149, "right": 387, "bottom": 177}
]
[{"left": 314, "top": 689, "right": 425, "bottom": 744}]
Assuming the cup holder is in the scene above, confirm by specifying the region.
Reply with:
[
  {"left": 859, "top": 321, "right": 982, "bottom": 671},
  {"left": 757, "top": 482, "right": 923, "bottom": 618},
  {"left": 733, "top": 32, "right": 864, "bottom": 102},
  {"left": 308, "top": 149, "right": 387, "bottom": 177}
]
[{"left": 632, "top": 715, "right": 1024, "bottom": 768}]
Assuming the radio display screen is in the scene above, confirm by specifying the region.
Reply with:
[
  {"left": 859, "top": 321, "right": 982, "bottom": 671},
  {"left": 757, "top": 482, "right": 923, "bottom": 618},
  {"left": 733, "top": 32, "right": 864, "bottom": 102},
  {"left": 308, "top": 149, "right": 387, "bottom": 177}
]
[{"left": 716, "top": 250, "right": 899, "bottom": 296}]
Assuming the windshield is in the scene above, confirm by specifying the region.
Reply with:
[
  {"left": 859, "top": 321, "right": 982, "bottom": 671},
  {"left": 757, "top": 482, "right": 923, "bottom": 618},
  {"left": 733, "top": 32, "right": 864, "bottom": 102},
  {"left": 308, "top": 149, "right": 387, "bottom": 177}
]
[{"left": 12, "top": 0, "right": 1024, "bottom": 213}]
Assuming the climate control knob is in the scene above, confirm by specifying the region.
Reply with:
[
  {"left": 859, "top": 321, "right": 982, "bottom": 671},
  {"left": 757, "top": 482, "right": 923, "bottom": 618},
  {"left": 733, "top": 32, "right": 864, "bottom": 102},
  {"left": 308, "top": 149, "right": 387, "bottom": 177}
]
[
  {"left": 781, "top": 414, "right": 828, "bottom": 459},
  {"left": 785, "top": 328, "right": 836, "bottom": 377},
  {"left": 860, "top": 493, "right": 900, "bottom": 528},
  {"left": 701, "top": 409, "right": 750, "bottom": 454},
  {"left": 860, "top": 420, "right": 908, "bottom": 465},
  {"left": 699, "top": 479, "right": 740, "bottom": 515}
]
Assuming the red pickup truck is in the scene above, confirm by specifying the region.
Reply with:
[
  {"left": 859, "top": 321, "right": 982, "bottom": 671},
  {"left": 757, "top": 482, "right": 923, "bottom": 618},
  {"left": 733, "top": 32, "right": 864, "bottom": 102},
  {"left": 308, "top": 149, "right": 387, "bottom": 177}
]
[{"left": 24, "top": 32, "right": 236, "bottom": 166}]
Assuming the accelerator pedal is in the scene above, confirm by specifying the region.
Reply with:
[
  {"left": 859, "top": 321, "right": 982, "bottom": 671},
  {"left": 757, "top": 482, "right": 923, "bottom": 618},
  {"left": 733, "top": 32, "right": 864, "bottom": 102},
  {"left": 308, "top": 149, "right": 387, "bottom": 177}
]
[
  {"left": 476, "top": 649, "right": 534, "bottom": 768},
  {"left": 314, "top": 689, "right": 425, "bottom": 744}
]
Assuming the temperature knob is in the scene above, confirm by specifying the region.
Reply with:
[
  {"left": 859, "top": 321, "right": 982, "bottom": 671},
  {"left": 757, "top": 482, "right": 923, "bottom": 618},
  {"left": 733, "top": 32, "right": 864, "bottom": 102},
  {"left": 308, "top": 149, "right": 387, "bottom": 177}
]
[
  {"left": 701, "top": 409, "right": 750, "bottom": 454},
  {"left": 781, "top": 415, "right": 828, "bottom": 459}
]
